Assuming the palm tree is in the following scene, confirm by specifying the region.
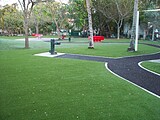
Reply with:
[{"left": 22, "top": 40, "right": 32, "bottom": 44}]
[
  {"left": 86, "top": 0, "right": 94, "bottom": 49},
  {"left": 128, "top": 0, "right": 139, "bottom": 51}
]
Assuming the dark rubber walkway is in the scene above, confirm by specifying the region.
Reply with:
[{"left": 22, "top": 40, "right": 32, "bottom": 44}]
[
  {"left": 56, "top": 42, "right": 160, "bottom": 97},
  {"left": 108, "top": 53, "right": 160, "bottom": 96}
]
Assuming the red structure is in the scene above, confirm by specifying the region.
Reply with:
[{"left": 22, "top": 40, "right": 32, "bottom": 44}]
[
  {"left": 32, "top": 33, "right": 43, "bottom": 38},
  {"left": 88, "top": 36, "right": 104, "bottom": 42},
  {"left": 62, "top": 35, "right": 66, "bottom": 39}
]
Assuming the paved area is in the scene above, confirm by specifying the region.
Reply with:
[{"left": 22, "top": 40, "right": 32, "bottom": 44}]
[
  {"left": 35, "top": 52, "right": 65, "bottom": 57},
  {"left": 16, "top": 38, "right": 52, "bottom": 42},
  {"left": 57, "top": 54, "right": 112, "bottom": 62},
  {"left": 149, "top": 59, "right": 160, "bottom": 63},
  {"left": 107, "top": 53, "right": 160, "bottom": 97}
]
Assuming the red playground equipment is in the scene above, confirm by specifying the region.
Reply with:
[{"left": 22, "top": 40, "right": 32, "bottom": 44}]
[
  {"left": 32, "top": 33, "right": 43, "bottom": 38},
  {"left": 88, "top": 36, "right": 104, "bottom": 42}
]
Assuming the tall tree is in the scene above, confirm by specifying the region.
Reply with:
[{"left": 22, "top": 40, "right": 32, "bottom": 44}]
[
  {"left": 128, "top": 0, "right": 139, "bottom": 51},
  {"left": 0, "top": 4, "right": 23, "bottom": 36},
  {"left": 142, "top": 0, "right": 160, "bottom": 41},
  {"left": 94, "top": 0, "right": 133, "bottom": 39},
  {"left": 46, "top": 1, "right": 69, "bottom": 39},
  {"left": 134, "top": 0, "right": 160, "bottom": 40},
  {"left": 18, "top": 0, "right": 36, "bottom": 48},
  {"left": 18, "top": 0, "right": 46, "bottom": 48},
  {"left": 86, "top": 0, "right": 94, "bottom": 48},
  {"left": 31, "top": 3, "right": 46, "bottom": 34},
  {"left": 4, "top": 10, "right": 16, "bottom": 35},
  {"left": 68, "top": 0, "right": 88, "bottom": 31}
]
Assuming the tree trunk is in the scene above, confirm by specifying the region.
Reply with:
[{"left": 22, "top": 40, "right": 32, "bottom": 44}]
[
  {"left": 117, "top": 26, "right": 120, "bottom": 39},
  {"left": 143, "top": 29, "right": 146, "bottom": 40},
  {"left": 36, "top": 24, "right": 39, "bottom": 34},
  {"left": 86, "top": 0, "right": 94, "bottom": 48},
  {"left": 57, "top": 28, "right": 61, "bottom": 39},
  {"left": 116, "top": 19, "right": 123, "bottom": 39},
  {"left": 54, "top": 20, "right": 61, "bottom": 39},
  {"left": 128, "top": 0, "right": 138, "bottom": 51},
  {"left": 24, "top": 16, "right": 29, "bottom": 49},
  {"left": 18, "top": 0, "right": 36, "bottom": 49},
  {"left": 152, "top": 26, "right": 155, "bottom": 41}
]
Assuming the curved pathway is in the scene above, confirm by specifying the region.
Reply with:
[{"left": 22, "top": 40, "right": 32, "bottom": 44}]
[
  {"left": 107, "top": 53, "right": 160, "bottom": 97},
  {"left": 56, "top": 44, "right": 160, "bottom": 97}
]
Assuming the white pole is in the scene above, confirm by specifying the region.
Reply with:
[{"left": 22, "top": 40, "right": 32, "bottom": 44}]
[
  {"left": 135, "top": 11, "right": 139, "bottom": 51},
  {"left": 143, "top": 9, "right": 160, "bottom": 12}
]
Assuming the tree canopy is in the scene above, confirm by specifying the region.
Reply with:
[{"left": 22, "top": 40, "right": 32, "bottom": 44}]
[{"left": 0, "top": 0, "right": 159, "bottom": 43}]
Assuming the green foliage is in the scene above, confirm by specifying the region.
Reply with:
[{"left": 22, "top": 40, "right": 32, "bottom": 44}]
[
  {"left": 68, "top": 0, "right": 88, "bottom": 30},
  {"left": 139, "top": 0, "right": 160, "bottom": 10},
  {"left": 93, "top": 0, "right": 134, "bottom": 39},
  {"left": 0, "top": 0, "right": 159, "bottom": 37},
  {"left": 139, "top": 0, "right": 160, "bottom": 27},
  {"left": 30, "top": 2, "right": 53, "bottom": 34},
  {"left": 0, "top": 4, "right": 23, "bottom": 35},
  {"left": 42, "top": 1, "right": 70, "bottom": 37},
  {"left": 0, "top": 9, "right": 5, "bottom": 29}
]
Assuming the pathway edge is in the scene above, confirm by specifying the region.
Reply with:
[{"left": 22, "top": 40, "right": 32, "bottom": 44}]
[
  {"left": 105, "top": 63, "right": 160, "bottom": 99},
  {"left": 138, "top": 61, "right": 160, "bottom": 76}
]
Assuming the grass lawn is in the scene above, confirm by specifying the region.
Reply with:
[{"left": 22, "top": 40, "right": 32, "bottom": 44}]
[
  {"left": 57, "top": 43, "right": 160, "bottom": 57},
  {"left": 139, "top": 39, "right": 160, "bottom": 45},
  {"left": 0, "top": 37, "right": 160, "bottom": 120},
  {"left": 141, "top": 62, "right": 160, "bottom": 74}
]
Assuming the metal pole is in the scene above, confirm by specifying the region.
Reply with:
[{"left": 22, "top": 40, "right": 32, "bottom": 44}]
[{"left": 135, "top": 11, "right": 139, "bottom": 51}]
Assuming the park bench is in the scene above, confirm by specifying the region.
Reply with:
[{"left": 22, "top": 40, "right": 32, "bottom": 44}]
[{"left": 88, "top": 36, "right": 104, "bottom": 42}]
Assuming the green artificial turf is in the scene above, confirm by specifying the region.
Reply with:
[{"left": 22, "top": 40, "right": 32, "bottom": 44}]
[
  {"left": 57, "top": 43, "right": 160, "bottom": 58},
  {"left": 0, "top": 37, "right": 159, "bottom": 58},
  {"left": 141, "top": 62, "right": 160, "bottom": 74},
  {"left": 0, "top": 38, "right": 160, "bottom": 120},
  {"left": 140, "top": 39, "right": 160, "bottom": 45},
  {"left": 0, "top": 50, "right": 160, "bottom": 120},
  {"left": 0, "top": 36, "right": 25, "bottom": 39},
  {"left": 0, "top": 35, "right": 57, "bottom": 40}
]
